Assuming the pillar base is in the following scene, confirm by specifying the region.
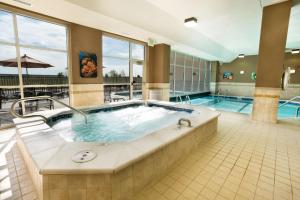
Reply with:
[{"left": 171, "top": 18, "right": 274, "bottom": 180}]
[
  {"left": 252, "top": 87, "right": 280, "bottom": 123},
  {"left": 144, "top": 83, "right": 170, "bottom": 101},
  {"left": 69, "top": 84, "right": 104, "bottom": 107}
]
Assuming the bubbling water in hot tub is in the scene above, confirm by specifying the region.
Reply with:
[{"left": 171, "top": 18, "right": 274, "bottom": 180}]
[{"left": 52, "top": 105, "right": 194, "bottom": 143}]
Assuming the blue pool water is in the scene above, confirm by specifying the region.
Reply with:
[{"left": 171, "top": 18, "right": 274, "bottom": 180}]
[
  {"left": 52, "top": 105, "right": 193, "bottom": 142},
  {"left": 190, "top": 95, "right": 300, "bottom": 119}
]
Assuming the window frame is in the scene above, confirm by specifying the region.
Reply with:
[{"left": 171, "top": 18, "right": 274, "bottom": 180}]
[
  {"left": 0, "top": 7, "right": 70, "bottom": 113},
  {"left": 102, "top": 33, "right": 146, "bottom": 100},
  {"left": 170, "top": 51, "right": 211, "bottom": 97}
]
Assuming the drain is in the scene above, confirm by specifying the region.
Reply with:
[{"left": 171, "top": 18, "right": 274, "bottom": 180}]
[{"left": 71, "top": 150, "right": 97, "bottom": 163}]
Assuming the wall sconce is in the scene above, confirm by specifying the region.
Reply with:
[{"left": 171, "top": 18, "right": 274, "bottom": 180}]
[{"left": 290, "top": 69, "right": 296, "bottom": 74}]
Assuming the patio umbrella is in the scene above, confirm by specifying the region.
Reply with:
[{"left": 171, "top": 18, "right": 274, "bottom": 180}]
[{"left": 0, "top": 54, "right": 54, "bottom": 75}]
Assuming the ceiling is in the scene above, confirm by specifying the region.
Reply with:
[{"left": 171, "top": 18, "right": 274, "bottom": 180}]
[{"left": 2, "top": 0, "right": 300, "bottom": 62}]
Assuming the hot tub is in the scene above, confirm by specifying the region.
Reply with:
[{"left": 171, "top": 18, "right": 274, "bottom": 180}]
[{"left": 14, "top": 100, "right": 220, "bottom": 200}]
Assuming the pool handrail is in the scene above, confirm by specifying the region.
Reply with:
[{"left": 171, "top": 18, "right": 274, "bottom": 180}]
[
  {"left": 10, "top": 96, "right": 88, "bottom": 124},
  {"left": 177, "top": 118, "right": 192, "bottom": 127},
  {"left": 280, "top": 96, "right": 300, "bottom": 108},
  {"left": 297, "top": 107, "right": 300, "bottom": 118},
  {"left": 185, "top": 95, "right": 191, "bottom": 104},
  {"left": 176, "top": 95, "right": 183, "bottom": 103}
]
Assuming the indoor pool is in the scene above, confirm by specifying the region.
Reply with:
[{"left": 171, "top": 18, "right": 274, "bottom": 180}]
[
  {"left": 50, "top": 104, "right": 193, "bottom": 142},
  {"left": 190, "top": 95, "right": 300, "bottom": 118}
]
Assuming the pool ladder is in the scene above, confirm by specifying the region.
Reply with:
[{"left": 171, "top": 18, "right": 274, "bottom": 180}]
[
  {"left": 10, "top": 96, "right": 88, "bottom": 124},
  {"left": 185, "top": 95, "right": 191, "bottom": 104},
  {"left": 176, "top": 95, "right": 183, "bottom": 103}
]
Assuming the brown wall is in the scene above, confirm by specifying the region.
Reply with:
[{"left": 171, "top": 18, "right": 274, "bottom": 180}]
[
  {"left": 256, "top": 1, "right": 292, "bottom": 88},
  {"left": 218, "top": 53, "right": 300, "bottom": 84},
  {"left": 218, "top": 56, "right": 258, "bottom": 83},
  {"left": 70, "top": 24, "right": 103, "bottom": 84}
]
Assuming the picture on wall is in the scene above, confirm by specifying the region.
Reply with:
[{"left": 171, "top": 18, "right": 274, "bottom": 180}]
[
  {"left": 80, "top": 52, "right": 97, "bottom": 78},
  {"left": 223, "top": 72, "right": 233, "bottom": 80},
  {"left": 251, "top": 72, "right": 256, "bottom": 80}
]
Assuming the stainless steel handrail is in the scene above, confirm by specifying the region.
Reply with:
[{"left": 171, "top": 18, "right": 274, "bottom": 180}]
[
  {"left": 10, "top": 96, "right": 88, "bottom": 124},
  {"left": 185, "top": 95, "right": 191, "bottom": 104},
  {"left": 280, "top": 96, "right": 300, "bottom": 107},
  {"left": 177, "top": 118, "right": 192, "bottom": 127},
  {"left": 176, "top": 95, "right": 183, "bottom": 103},
  {"left": 297, "top": 107, "right": 300, "bottom": 118}
]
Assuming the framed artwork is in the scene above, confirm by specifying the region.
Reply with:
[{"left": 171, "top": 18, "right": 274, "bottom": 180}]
[
  {"left": 251, "top": 72, "right": 256, "bottom": 80},
  {"left": 223, "top": 72, "right": 233, "bottom": 80},
  {"left": 79, "top": 52, "right": 97, "bottom": 78}
]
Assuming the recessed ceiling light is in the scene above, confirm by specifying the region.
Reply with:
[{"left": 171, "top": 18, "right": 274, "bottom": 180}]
[
  {"left": 238, "top": 54, "right": 245, "bottom": 58},
  {"left": 291, "top": 49, "right": 300, "bottom": 54},
  {"left": 13, "top": 0, "right": 32, "bottom": 6},
  {"left": 184, "top": 17, "right": 198, "bottom": 28}
]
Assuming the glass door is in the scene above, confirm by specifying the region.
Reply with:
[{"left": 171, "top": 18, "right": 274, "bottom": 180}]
[
  {"left": 131, "top": 61, "right": 143, "bottom": 99},
  {"left": 129, "top": 42, "right": 144, "bottom": 100},
  {"left": 103, "top": 35, "right": 145, "bottom": 102}
]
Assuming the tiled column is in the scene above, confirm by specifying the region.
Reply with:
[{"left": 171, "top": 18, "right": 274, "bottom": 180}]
[
  {"left": 252, "top": 1, "right": 291, "bottom": 123},
  {"left": 69, "top": 84, "right": 104, "bottom": 107},
  {"left": 252, "top": 87, "right": 281, "bottom": 123}
]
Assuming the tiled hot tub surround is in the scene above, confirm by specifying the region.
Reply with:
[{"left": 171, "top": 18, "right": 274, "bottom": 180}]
[{"left": 14, "top": 100, "right": 220, "bottom": 200}]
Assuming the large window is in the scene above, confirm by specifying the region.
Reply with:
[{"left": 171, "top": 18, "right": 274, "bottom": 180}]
[
  {"left": 0, "top": 9, "right": 68, "bottom": 128},
  {"left": 170, "top": 51, "right": 211, "bottom": 97},
  {"left": 102, "top": 35, "right": 145, "bottom": 102}
]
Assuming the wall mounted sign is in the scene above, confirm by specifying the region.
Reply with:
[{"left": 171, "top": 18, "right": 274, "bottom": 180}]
[
  {"left": 223, "top": 72, "right": 233, "bottom": 80},
  {"left": 251, "top": 72, "right": 256, "bottom": 80},
  {"left": 80, "top": 52, "right": 97, "bottom": 78}
]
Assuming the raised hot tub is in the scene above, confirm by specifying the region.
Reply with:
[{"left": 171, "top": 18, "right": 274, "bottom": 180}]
[{"left": 14, "top": 100, "right": 220, "bottom": 200}]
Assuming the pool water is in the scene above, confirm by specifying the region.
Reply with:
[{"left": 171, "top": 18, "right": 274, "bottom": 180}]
[
  {"left": 52, "top": 105, "right": 192, "bottom": 142},
  {"left": 190, "top": 95, "right": 300, "bottom": 118}
]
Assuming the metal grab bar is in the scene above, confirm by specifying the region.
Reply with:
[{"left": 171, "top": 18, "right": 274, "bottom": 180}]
[
  {"left": 280, "top": 96, "right": 300, "bottom": 107},
  {"left": 10, "top": 96, "right": 88, "bottom": 124},
  {"left": 176, "top": 95, "right": 183, "bottom": 103},
  {"left": 177, "top": 118, "right": 192, "bottom": 127},
  {"left": 185, "top": 95, "right": 191, "bottom": 104}
]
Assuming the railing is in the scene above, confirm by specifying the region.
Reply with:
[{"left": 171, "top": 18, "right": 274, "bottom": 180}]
[
  {"left": 185, "top": 95, "right": 191, "bottom": 104},
  {"left": 176, "top": 95, "right": 183, "bottom": 103},
  {"left": 177, "top": 118, "right": 192, "bottom": 127},
  {"left": 0, "top": 74, "right": 68, "bottom": 86},
  {"left": 279, "top": 96, "right": 300, "bottom": 107},
  {"left": 10, "top": 96, "right": 88, "bottom": 124},
  {"left": 279, "top": 95, "right": 300, "bottom": 118}
]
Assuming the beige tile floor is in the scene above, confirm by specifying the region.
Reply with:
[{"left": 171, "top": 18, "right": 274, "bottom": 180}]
[
  {"left": 0, "top": 129, "right": 38, "bottom": 200},
  {"left": 133, "top": 112, "right": 300, "bottom": 200},
  {"left": 0, "top": 111, "right": 299, "bottom": 200}
]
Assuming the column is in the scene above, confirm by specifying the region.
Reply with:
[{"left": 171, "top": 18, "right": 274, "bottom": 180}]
[
  {"left": 69, "top": 24, "right": 104, "bottom": 107},
  {"left": 252, "top": 1, "right": 291, "bottom": 123},
  {"left": 145, "top": 43, "right": 171, "bottom": 101}
]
